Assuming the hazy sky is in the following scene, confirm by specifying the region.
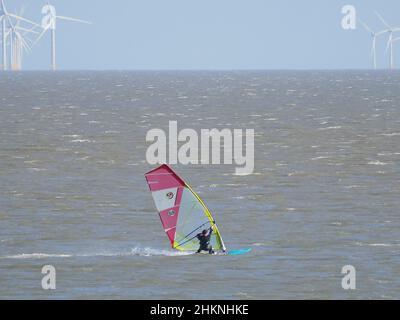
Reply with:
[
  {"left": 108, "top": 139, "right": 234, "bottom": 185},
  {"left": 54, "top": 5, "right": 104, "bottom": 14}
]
[{"left": 5, "top": 0, "right": 400, "bottom": 70}]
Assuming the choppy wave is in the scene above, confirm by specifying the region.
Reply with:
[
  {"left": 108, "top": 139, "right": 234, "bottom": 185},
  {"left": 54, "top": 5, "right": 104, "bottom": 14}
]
[
  {"left": 381, "top": 133, "right": 400, "bottom": 137},
  {"left": 318, "top": 126, "right": 342, "bottom": 130},
  {"left": 368, "top": 160, "right": 388, "bottom": 166},
  {"left": 355, "top": 242, "right": 400, "bottom": 247},
  {"left": 70, "top": 139, "right": 92, "bottom": 143},
  {"left": 1, "top": 247, "right": 194, "bottom": 260}
]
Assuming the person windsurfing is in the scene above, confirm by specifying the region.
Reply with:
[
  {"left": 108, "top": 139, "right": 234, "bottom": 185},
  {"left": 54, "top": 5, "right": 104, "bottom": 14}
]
[{"left": 197, "top": 226, "right": 215, "bottom": 254}]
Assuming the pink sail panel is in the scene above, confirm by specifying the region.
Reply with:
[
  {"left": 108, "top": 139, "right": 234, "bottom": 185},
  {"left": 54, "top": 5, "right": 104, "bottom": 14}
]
[
  {"left": 159, "top": 205, "right": 180, "bottom": 244},
  {"left": 145, "top": 165, "right": 185, "bottom": 245},
  {"left": 145, "top": 164, "right": 185, "bottom": 192}
]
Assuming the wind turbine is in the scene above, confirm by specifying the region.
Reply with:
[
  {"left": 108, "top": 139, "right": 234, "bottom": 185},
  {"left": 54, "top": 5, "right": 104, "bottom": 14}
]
[
  {"left": 35, "top": 2, "right": 91, "bottom": 71},
  {"left": 375, "top": 12, "right": 400, "bottom": 69},
  {"left": 358, "top": 18, "right": 387, "bottom": 69},
  {"left": 0, "top": 0, "right": 38, "bottom": 70},
  {"left": 9, "top": 13, "right": 39, "bottom": 71}
]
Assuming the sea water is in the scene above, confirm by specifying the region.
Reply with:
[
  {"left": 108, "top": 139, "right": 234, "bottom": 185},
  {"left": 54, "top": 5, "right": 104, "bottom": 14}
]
[{"left": 0, "top": 71, "right": 399, "bottom": 299}]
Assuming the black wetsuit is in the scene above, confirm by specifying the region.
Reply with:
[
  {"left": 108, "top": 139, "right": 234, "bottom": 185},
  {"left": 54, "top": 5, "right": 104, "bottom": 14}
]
[{"left": 196, "top": 227, "right": 214, "bottom": 254}]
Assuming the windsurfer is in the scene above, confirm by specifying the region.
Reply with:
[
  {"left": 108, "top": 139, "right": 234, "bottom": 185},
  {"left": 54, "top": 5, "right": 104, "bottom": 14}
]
[{"left": 196, "top": 226, "right": 214, "bottom": 254}]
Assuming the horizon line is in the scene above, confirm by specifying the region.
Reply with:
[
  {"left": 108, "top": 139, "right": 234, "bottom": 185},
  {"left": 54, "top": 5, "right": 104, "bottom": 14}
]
[{"left": 1, "top": 68, "right": 400, "bottom": 72}]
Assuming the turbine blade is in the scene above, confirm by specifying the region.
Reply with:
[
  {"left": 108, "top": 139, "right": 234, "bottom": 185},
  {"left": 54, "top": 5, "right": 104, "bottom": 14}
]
[
  {"left": 33, "top": 28, "right": 48, "bottom": 46},
  {"left": 375, "top": 11, "right": 391, "bottom": 29},
  {"left": 15, "top": 31, "right": 31, "bottom": 52},
  {"left": 6, "top": 12, "right": 15, "bottom": 29},
  {"left": 8, "top": 13, "right": 40, "bottom": 27},
  {"left": 15, "top": 6, "right": 25, "bottom": 28},
  {"left": 16, "top": 26, "right": 39, "bottom": 34},
  {"left": 19, "top": 31, "right": 32, "bottom": 51},
  {"left": 24, "top": 36, "right": 35, "bottom": 46},
  {"left": 21, "top": 40, "right": 31, "bottom": 54},
  {"left": 358, "top": 18, "right": 373, "bottom": 34},
  {"left": 22, "top": 38, "right": 32, "bottom": 53},
  {"left": 56, "top": 15, "right": 91, "bottom": 24},
  {"left": 376, "top": 30, "right": 389, "bottom": 36}
]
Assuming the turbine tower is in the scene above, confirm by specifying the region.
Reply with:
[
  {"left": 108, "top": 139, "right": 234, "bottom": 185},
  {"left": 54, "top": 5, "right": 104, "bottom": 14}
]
[
  {"left": 358, "top": 18, "right": 386, "bottom": 69},
  {"left": 375, "top": 12, "right": 400, "bottom": 69},
  {"left": 0, "top": 3, "right": 5, "bottom": 70},
  {"left": 0, "top": 0, "right": 38, "bottom": 71},
  {"left": 35, "top": 2, "right": 91, "bottom": 71},
  {"left": 391, "top": 37, "right": 400, "bottom": 62}
]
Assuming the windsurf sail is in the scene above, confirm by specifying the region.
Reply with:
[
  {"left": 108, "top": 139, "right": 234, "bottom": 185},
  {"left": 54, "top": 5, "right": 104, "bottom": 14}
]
[{"left": 144, "top": 164, "right": 226, "bottom": 252}]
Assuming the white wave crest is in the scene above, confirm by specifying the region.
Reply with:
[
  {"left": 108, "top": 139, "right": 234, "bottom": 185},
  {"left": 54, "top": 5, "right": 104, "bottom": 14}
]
[
  {"left": 2, "top": 253, "right": 73, "bottom": 259},
  {"left": 130, "top": 247, "right": 193, "bottom": 257},
  {"left": 1, "top": 247, "right": 194, "bottom": 260},
  {"left": 368, "top": 161, "right": 388, "bottom": 166}
]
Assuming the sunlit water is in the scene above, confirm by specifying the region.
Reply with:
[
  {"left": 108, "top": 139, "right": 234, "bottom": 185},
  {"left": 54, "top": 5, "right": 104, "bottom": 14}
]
[{"left": 0, "top": 71, "right": 399, "bottom": 299}]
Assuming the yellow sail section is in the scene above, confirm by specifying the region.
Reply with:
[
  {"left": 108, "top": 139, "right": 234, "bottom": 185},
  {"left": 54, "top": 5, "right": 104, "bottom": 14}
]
[
  {"left": 172, "top": 183, "right": 226, "bottom": 252},
  {"left": 184, "top": 183, "right": 226, "bottom": 251}
]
